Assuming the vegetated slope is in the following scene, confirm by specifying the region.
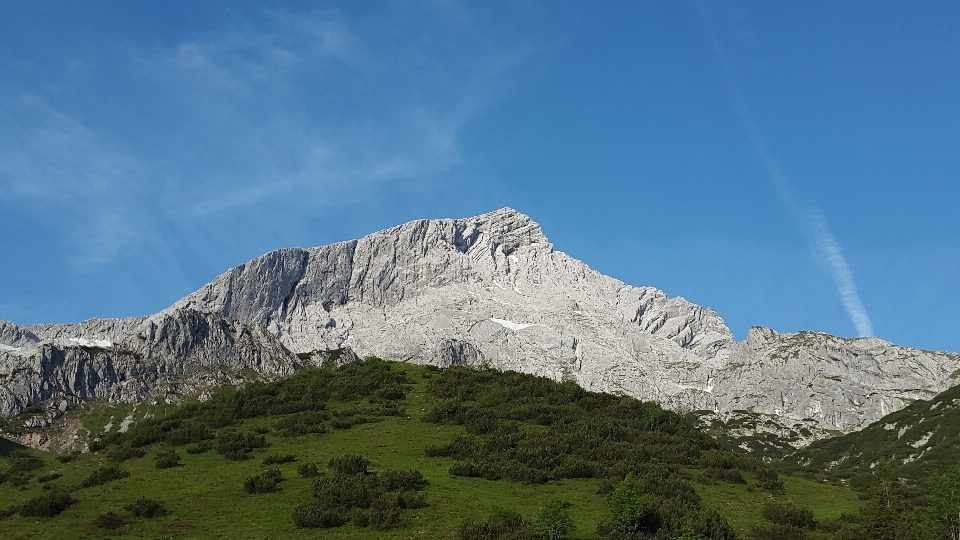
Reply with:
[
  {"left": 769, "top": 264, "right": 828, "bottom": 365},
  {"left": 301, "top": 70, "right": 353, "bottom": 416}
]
[
  {"left": 0, "top": 358, "right": 859, "bottom": 539},
  {"left": 783, "top": 382, "right": 960, "bottom": 487}
]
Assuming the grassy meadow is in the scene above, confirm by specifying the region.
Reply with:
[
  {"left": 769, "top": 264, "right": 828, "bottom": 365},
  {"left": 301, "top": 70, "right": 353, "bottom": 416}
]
[{"left": 0, "top": 359, "right": 865, "bottom": 539}]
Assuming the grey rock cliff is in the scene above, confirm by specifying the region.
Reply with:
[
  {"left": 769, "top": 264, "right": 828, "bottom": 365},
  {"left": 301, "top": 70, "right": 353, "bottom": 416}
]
[
  {"left": 0, "top": 310, "right": 296, "bottom": 418},
  {"left": 2, "top": 208, "right": 958, "bottom": 447}
]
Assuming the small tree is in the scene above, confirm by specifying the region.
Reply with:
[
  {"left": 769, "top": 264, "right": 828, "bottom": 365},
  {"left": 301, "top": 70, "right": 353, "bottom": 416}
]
[
  {"left": 932, "top": 465, "right": 960, "bottom": 540},
  {"left": 534, "top": 498, "right": 576, "bottom": 540},
  {"left": 609, "top": 474, "right": 659, "bottom": 535}
]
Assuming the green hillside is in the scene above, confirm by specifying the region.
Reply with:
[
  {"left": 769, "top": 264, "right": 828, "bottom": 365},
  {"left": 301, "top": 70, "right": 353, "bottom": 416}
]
[
  {"left": 784, "top": 382, "right": 960, "bottom": 488},
  {"left": 0, "top": 359, "right": 873, "bottom": 539}
]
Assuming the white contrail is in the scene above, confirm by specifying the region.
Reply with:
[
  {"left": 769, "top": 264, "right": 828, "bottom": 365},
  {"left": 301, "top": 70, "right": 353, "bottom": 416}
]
[
  {"left": 699, "top": 8, "right": 874, "bottom": 337},
  {"left": 807, "top": 211, "right": 874, "bottom": 337}
]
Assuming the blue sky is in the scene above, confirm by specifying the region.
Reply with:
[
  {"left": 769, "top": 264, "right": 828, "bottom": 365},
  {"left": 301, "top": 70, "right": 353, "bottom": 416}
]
[{"left": 1, "top": 1, "right": 958, "bottom": 353}]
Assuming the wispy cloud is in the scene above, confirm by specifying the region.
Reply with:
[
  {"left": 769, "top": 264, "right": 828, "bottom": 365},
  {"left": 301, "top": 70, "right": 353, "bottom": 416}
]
[
  {"left": 0, "top": 5, "right": 525, "bottom": 267},
  {"left": 0, "top": 93, "right": 157, "bottom": 267}
]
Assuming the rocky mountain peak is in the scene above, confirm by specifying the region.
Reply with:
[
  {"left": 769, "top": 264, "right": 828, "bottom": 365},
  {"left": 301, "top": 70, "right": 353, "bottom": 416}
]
[{"left": 3, "top": 208, "right": 960, "bottom": 450}]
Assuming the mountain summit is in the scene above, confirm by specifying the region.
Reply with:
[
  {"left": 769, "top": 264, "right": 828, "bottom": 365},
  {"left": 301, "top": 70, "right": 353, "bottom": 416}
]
[{"left": 2, "top": 208, "right": 958, "bottom": 448}]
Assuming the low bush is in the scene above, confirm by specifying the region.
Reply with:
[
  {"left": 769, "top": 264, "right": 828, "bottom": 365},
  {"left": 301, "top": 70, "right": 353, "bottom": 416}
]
[
  {"left": 263, "top": 454, "right": 296, "bottom": 465},
  {"left": 328, "top": 454, "right": 369, "bottom": 476},
  {"left": 292, "top": 504, "right": 348, "bottom": 528},
  {"left": 124, "top": 497, "right": 168, "bottom": 518},
  {"left": 36, "top": 471, "right": 62, "bottom": 483},
  {"left": 331, "top": 419, "right": 354, "bottom": 429},
  {"left": 19, "top": 490, "right": 74, "bottom": 517},
  {"left": 298, "top": 454, "right": 426, "bottom": 530},
  {"left": 94, "top": 511, "right": 126, "bottom": 530},
  {"left": 756, "top": 467, "right": 785, "bottom": 494},
  {"left": 244, "top": 468, "right": 283, "bottom": 494},
  {"left": 56, "top": 453, "right": 78, "bottom": 464},
  {"left": 297, "top": 463, "right": 320, "bottom": 478},
  {"left": 185, "top": 441, "right": 213, "bottom": 454},
  {"left": 107, "top": 445, "right": 146, "bottom": 462},
  {"left": 702, "top": 467, "right": 746, "bottom": 484},
  {"left": 535, "top": 498, "right": 576, "bottom": 540},
  {"left": 155, "top": 449, "right": 181, "bottom": 469},
  {"left": 274, "top": 411, "right": 330, "bottom": 437},
  {"left": 4, "top": 451, "right": 45, "bottom": 474},
  {"left": 215, "top": 431, "right": 267, "bottom": 458},
  {"left": 748, "top": 523, "right": 808, "bottom": 540},
  {"left": 80, "top": 465, "right": 130, "bottom": 488},
  {"left": 761, "top": 502, "right": 816, "bottom": 530},
  {"left": 88, "top": 439, "right": 107, "bottom": 452},
  {"left": 379, "top": 469, "right": 427, "bottom": 491},
  {"left": 458, "top": 508, "right": 534, "bottom": 540},
  {"left": 376, "top": 384, "right": 406, "bottom": 401}
]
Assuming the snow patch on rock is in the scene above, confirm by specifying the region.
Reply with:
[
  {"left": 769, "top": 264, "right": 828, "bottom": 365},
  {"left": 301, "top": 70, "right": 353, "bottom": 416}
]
[
  {"left": 69, "top": 337, "right": 113, "bottom": 348},
  {"left": 489, "top": 318, "right": 535, "bottom": 331}
]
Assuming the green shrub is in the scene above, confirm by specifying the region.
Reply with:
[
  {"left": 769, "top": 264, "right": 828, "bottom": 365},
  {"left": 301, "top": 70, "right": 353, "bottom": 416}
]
[
  {"left": 19, "top": 490, "right": 74, "bottom": 517},
  {"left": 273, "top": 410, "right": 330, "bottom": 436},
  {"left": 94, "top": 511, "right": 126, "bottom": 530},
  {"left": 36, "top": 471, "right": 62, "bottom": 483},
  {"left": 88, "top": 439, "right": 107, "bottom": 452},
  {"left": 215, "top": 430, "right": 267, "bottom": 457},
  {"left": 80, "top": 465, "right": 130, "bottom": 488},
  {"left": 601, "top": 475, "right": 661, "bottom": 536},
  {"left": 106, "top": 445, "right": 146, "bottom": 462},
  {"left": 292, "top": 504, "right": 347, "bottom": 528},
  {"left": 55, "top": 453, "right": 78, "bottom": 463},
  {"left": 124, "top": 497, "right": 168, "bottom": 518},
  {"left": 328, "top": 454, "right": 369, "bottom": 476},
  {"left": 761, "top": 502, "right": 816, "bottom": 530},
  {"left": 331, "top": 419, "right": 353, "bottom": 429},
  {"left": 244, "top": 468, "right": 283, "bottom": 494},
  {"left": 756, "top": 467, "right": 785, "bottom": 493},
  {"left": 297, "top": 463, "right": 320, "bottom": 478},
  {"left": 748, "top": 523, "right": 807, "bottom": 540},
  {"left": 5, "top": 451, "right": 45, "bottom": 474},
  {"left": 314, "top": 473, "right": 374, "bottom": 510},
  {"left": 458, "top": 508, "right": 534, "bottom": 540},
  {"left": 155, "top": 449, "right": 181, "bottom": 469},
  {"left": 378, "top": 469, "right": 427, "bottom": 491},
  {"left": 7, "top": 473, "right": 32, "bottom": 486},
  {"left": 263, "top": 454, "right": 296, "bottom": 465},
  {"left": 376, "top": 384, "right": 406, "bottom": 400},
  {"left": 186, "top": 441, "right": 212, "bottom": 454},
  {"left": 702, "top": 467, "right": 745, "bottom": 484},
  {"left": 535, "top": 498, "right": 576, "bottom": 540}
]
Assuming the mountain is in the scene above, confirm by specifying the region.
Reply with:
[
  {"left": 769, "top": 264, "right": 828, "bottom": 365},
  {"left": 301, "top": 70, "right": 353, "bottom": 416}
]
[{"left": 2, "top": 208, "right": 958, "bottom": 448}]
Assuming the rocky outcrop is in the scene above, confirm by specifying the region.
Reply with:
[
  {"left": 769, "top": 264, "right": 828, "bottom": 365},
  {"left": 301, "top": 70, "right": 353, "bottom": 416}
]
[
  {"left": 2, "top": 208, "right": 959, "bottom": 447},
  {"left": 0, "top": 310, "right": 297, "bottom": 418},
  {"left": 0, "top": 320, "right": 40, "bottom": 350},
  {"left": 712, "top": 328, "right": 960, "bottom": 432}
]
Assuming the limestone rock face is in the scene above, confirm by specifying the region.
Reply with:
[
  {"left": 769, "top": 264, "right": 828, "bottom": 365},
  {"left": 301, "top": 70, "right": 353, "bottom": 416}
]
[
  {"left": 713, "top": 329, "right": 960, "bottom": 433},
  {"left": 0, "top": 310, "right": 296, "bottom": 418},
  {"left": 2, "top": 208, "right": 959, "bottom": 447}
]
